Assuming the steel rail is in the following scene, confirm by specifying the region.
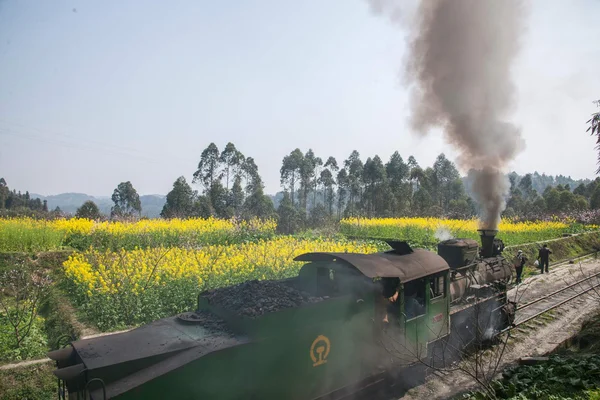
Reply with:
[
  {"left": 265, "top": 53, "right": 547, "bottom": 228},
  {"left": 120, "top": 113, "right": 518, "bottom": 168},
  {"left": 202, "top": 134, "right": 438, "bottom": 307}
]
[
  {"left": 550, "top": 251, "right": 598, "bottom": 267},
  {"left": 502, "top": 282, "right": 600, "bottom": 333},
  {"left": 516, "top": 270, "right": 600, "bottom": 311}
]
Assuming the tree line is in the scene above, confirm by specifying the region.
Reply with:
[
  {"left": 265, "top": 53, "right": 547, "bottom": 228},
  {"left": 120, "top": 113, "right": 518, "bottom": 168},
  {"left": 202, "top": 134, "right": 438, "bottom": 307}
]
[
  {"left": 105, "top": 141, "right": 600, "bottom": 231},
  {"left": 3, "top": 140, "right": 600, "bottom": 229},
  {"left": 504, "top": 173, "right": 600, "bottom": 218},
  {"left": 78, "top": 145, "right": 473, "bottom": 227},
  {"left": 275, "top": 149, "right": 473, "bottom": 233},
  {"left": 162, "top": 142, "right": 276, "bottom": 220},
  {"left": 0, "top": 178, "right": 57, "bottom": 217}
]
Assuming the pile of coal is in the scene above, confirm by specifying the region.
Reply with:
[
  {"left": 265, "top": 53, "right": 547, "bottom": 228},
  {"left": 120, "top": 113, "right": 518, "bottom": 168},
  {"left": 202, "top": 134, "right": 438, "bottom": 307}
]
[{"left": 202, "top": 279, "right": 324, "bottom": 318}]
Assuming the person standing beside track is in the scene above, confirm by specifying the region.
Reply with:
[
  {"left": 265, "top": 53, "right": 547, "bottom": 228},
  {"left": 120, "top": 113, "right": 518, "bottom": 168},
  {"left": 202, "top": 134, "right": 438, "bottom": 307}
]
[
  {"left": 514, "top": 250, "right": 527, "bottom": 284},
  {"left": 538, "top": 244, "right": 552, "bottom": 274}
]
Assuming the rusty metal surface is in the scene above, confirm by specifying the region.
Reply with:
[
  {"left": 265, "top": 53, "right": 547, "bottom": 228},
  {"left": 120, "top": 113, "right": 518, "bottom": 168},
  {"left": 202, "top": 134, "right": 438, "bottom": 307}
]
[
  {"left": 63, "top": 311, "right": 249, "bottom": 399},
  {"left": 90, "top": 335, "right": 246, "bottom": 399},
  {"left": 439, "top": 238, "right": 478, "bottom": 248},
  {"left": 447, "top": 258, "right": 512, "bottom": 303},
  {"left": 449, "top": 278, "right": 468, "bottom": 302},
  {"left": 72, "top": 313, "right": 244, "bottom": 371},
  {"left": 294, "top": 248, "right": 449, "bottom": 282},
  {"left": 476, "top": 257, "right": 512, "bottom": 283},
  {"left": 383, "top": 240, "right": 413, "bottom": 255}
]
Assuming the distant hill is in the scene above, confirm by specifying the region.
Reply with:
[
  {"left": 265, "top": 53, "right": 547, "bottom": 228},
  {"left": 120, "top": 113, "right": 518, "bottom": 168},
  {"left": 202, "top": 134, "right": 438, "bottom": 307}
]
[
  {"left": 31, "top": 193, "right": 166, "bottom": 218},
  {"left": 137, "top": 195, "right": 167, "bottom": 219}
]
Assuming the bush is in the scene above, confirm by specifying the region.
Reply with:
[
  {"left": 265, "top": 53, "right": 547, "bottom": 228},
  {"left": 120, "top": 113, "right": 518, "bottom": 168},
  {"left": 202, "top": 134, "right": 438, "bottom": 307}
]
[
  {"left": 0, "top": 260, "right": 51, "bottom": 362},
  {"left": 38, "top": 287, "right": 83, "bottom": 350},
  {"left": 462, "top": 354, "right": 600, "bottom": 399},
  {"left": 75, "top": 200, "right": 103, "bottom": 220},
  {"left": 0, "top": 362, "right": 56, "bottom": 400},
  {"left": 0, "top": 220, "right": 65, "bottom": 252},
  {"left": 0, "top": 313, "right": 47, "bottom": 363}
]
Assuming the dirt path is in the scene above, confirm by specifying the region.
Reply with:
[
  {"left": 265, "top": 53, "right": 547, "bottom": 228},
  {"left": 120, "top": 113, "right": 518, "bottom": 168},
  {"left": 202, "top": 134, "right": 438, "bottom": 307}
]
[{"left": 399, "top": 257, "right": 600, "bottom": 400}]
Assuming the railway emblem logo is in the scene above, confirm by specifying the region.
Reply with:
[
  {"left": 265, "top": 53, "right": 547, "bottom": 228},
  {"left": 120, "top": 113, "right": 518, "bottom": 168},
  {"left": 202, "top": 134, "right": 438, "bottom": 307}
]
[{"left": 310, "top": 335, "right": 331, "bottom": 367}]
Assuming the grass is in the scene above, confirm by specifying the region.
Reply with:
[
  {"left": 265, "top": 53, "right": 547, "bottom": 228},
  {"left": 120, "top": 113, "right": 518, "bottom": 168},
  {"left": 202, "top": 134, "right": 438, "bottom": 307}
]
[
  {"left": 0, "top": 312, "right": 47, "bottom": 364},
  {"left": 0, "top": 362, "right": 56, "bottom": 400},
  {"left": 38, "top": 286, "right": 84, "bottom": 351},
  {"left": 560, "top": 310, "right": 600, "bottom": 355},
  {"left": 512, "top": 231, "right": 600, "bottom": 279},
  {"left": 0, "top": 251, "right": 81, "bottom": 364},
  {"left": 0, "top": 222, "right": 65, "bottom": 253},
  {"left": 0, "top": 260, "right": 90, "bottom": 400}
]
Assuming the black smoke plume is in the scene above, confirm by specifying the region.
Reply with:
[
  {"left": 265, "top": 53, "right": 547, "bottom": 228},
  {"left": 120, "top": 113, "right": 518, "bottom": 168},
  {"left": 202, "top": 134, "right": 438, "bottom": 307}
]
[{"left": 369, "top": 0, "right": 527, "bottom": 229}]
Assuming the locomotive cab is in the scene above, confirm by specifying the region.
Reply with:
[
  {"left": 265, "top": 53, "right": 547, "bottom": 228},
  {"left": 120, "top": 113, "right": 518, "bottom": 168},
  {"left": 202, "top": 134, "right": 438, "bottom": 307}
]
[
  {"left": 295, "top": 240, "right": 452, "bottom": 368},
  {"left": 401, "top": 271, "right": 447, "bottom": 321},
  {"left": 376, "top": 269, "right": 450, "bottom": 364}
]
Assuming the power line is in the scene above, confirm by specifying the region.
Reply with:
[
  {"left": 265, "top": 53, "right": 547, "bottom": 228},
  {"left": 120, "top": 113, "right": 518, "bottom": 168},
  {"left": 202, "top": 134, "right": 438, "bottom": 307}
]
[
  {"left": 0, "top": 118, "right": 191, "bottom": 167},
  {"left": 0, "top": 118, "right": 153, "bottom": 156},
  {"left": 0, "top": 124, "right": 198, "bottom": 170},
  {"left": 0, "top": 128, "right": 167, "bottom": 165}
]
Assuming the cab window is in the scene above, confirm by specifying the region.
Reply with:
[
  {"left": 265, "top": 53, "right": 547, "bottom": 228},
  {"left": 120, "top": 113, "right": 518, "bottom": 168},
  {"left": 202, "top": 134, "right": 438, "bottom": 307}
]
[
  {"left": 316, "top": 267, "right": 337, "bottom": 296},
  {"left": 404, "top": 279, "right": 426, "bottom": 319},
  {"left": 429, "top": 274, "right": 446, "bottom": 300}
]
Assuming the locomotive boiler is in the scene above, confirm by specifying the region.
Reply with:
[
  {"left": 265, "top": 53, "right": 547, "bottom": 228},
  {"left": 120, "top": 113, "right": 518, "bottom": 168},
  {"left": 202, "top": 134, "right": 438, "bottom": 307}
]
[{"left": 49, "top": 229, "right": 515, "bottom": 400}]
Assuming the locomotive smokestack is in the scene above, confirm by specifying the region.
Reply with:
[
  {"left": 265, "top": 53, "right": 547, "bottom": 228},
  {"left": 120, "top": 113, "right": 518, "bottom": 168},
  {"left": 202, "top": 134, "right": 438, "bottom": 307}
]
[{"left": 478, "top": 229, "right": 498, "bottom": 258}]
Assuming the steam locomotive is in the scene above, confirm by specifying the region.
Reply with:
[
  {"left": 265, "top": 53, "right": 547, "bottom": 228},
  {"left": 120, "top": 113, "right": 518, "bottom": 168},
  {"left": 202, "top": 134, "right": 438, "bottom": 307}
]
[{"left": 49, "top": 229, "right": 515, "bottom": 400}]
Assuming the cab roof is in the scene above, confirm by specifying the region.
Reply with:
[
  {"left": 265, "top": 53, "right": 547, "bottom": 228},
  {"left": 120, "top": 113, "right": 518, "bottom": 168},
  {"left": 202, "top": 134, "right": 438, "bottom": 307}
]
[{"left": 294, "top": 240, "right": 450, "bottom": 283}]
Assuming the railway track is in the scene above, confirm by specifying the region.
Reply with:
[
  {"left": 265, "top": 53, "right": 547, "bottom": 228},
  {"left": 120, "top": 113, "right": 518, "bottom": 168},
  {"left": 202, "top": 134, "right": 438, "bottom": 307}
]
[{"left": 507, "top": 269, "right": 600, "bottom": 330}]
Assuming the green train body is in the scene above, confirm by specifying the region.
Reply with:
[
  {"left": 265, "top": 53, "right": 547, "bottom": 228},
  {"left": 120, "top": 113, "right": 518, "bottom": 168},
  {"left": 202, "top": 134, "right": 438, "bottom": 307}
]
[{"left": 50, "top": 231, "right": 515, "bottom": 400}]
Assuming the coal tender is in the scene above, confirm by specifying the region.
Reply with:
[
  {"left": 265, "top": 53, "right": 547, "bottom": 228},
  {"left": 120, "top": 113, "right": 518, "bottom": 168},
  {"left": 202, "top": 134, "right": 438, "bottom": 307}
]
[{"left": 49, "top": 230, "right": 515, "bottom": 400}]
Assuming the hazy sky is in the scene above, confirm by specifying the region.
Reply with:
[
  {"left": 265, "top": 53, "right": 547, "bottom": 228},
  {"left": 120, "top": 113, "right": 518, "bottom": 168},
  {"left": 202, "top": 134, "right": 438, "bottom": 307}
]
[{"left": 1, "top": 0, "right": 599, "bottom": 196}]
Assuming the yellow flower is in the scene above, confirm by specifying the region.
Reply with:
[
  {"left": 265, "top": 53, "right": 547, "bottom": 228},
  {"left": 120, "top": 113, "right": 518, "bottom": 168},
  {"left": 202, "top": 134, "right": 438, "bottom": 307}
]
[
  {"left": 62, "top": 237, "right": 380, "bottom": 299},
  {"left": 339, "top": 216, "right": 573, "bottom": 233}
]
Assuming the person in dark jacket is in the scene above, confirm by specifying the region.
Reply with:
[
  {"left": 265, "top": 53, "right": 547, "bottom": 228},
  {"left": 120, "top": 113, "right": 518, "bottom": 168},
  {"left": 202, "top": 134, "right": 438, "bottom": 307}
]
[
  {"left": 538, "top": 244, "right": 552, "bottom": 273},
  {"left": 514, "top": 250, "right": 527, "bottom": 284}
]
